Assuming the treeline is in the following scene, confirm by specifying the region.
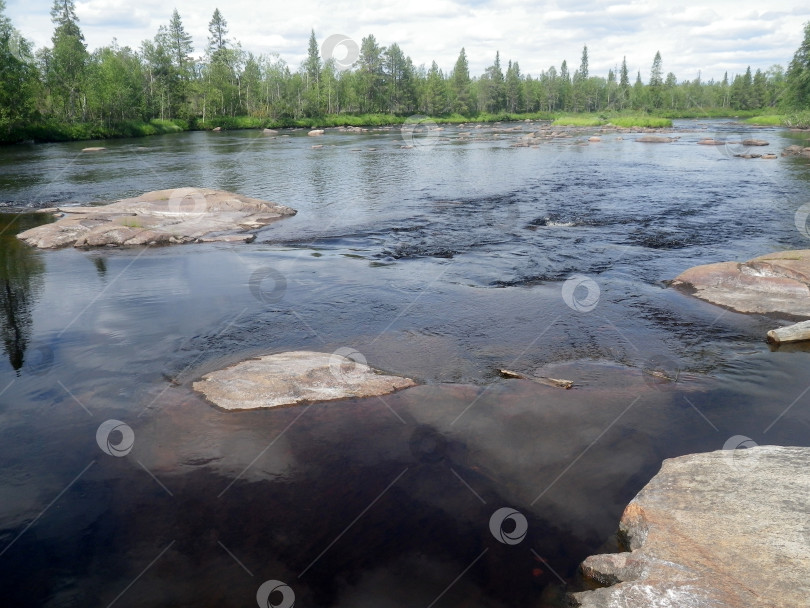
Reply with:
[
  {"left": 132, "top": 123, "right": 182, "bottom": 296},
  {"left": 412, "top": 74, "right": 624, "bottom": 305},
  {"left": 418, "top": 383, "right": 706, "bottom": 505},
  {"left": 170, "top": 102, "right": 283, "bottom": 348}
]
[{"left": 1, "top": 1, "right": 809, "bottom": 141}]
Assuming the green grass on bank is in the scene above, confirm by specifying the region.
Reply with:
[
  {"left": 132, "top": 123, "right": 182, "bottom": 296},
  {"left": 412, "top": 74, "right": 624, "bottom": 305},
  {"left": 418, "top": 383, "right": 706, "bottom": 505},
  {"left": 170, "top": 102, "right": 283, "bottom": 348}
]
[
  {"left": 195, "top": 111, "right": 557, "bottom": 131},
  {"left": 552, "top": 114, "right": 673, "bottom": 128},
  {"left": 745, "top": 111, "right": 810, "bottom": 128},
  {"left": 744, "top": 115, "right": 784, "bottom": 126},
  {"left": 7, "top": 108, "right": 808, "bottom": 144},
  {"left": 3, "top": 118, "right": 187, "bottom": 144}
]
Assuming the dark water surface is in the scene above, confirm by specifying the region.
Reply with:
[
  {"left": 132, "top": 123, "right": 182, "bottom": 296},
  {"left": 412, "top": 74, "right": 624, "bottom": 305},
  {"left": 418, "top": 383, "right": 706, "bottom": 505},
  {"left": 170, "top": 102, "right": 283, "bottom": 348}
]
[{"left": 1, "top": 120, "right": 810, "bottom": 607}]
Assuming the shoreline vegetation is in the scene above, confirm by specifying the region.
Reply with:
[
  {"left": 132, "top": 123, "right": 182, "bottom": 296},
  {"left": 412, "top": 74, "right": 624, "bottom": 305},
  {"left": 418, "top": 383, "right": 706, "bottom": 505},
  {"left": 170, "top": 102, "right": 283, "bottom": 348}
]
[
  {"left": 1, "top": 2, "right": 808, "bottom": 144},
  {"left": 8, "top": 110, "right": 810, "bottom": 145}
]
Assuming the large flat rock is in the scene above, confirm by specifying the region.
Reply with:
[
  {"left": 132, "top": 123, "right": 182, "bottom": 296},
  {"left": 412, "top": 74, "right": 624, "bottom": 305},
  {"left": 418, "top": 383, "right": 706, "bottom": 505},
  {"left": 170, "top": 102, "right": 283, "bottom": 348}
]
[
  {"left": 671, "top": 250, "right": 810, "bottom": 318},
  {"left": 17, "top": 187, "right": 296, "bottom": 249},
  {"left": 570, "top": 446, "right": 810, "bottom": 607},
  {"left": 193, "top": 350, "right": 416, "bottom": 410}
]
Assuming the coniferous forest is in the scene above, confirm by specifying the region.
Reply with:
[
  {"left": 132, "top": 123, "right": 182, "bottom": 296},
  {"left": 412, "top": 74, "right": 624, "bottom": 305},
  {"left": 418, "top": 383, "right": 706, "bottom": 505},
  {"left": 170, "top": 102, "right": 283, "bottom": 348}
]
[{"left": 1, "top": 1, "right": 810, "bottom": 142}]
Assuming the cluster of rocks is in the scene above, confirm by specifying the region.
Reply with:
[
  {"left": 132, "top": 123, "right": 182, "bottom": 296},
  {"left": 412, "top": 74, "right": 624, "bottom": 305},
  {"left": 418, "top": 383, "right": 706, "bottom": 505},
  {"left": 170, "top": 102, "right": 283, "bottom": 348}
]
[{"left": 783, "top": 144, "right": 810, "bottom": 157}]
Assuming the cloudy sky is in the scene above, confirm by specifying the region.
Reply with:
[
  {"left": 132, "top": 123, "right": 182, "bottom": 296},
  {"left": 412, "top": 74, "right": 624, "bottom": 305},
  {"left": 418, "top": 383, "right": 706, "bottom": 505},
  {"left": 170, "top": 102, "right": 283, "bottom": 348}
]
[{"left": 6, "top": 0, "right": 808, "bottom": 82}]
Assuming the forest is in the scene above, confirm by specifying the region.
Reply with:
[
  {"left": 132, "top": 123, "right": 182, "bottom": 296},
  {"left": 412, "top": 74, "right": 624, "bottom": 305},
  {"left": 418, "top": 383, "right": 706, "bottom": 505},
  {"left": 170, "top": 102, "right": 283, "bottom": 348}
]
[{"left": 1, "top": 0, "right": 809, "bottom": 142}]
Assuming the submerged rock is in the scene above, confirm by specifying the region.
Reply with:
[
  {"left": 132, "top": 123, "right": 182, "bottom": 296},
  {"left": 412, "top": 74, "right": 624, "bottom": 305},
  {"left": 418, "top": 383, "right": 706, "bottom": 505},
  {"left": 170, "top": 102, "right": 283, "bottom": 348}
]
[
  {"left": 16, "top": 187, "right": 296, "bottom": 249},
  {"left": 671, "top": 250, "right": 810, "bottom": 318},
  {"left": 193, "top": 350, "right": 416, "bottom": 410},
  {"left": 635, "top": 136, "right": 674, "bottom": 143},
  {"left": 570, "top": 446, "right": 810, "bottom": 607}
]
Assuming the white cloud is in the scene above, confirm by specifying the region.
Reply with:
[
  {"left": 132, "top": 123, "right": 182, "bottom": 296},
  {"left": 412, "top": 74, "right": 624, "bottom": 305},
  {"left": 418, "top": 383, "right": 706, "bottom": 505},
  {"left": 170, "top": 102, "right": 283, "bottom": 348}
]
[{"left": 5, "top": 0, "right": 809, "bottom": 80}]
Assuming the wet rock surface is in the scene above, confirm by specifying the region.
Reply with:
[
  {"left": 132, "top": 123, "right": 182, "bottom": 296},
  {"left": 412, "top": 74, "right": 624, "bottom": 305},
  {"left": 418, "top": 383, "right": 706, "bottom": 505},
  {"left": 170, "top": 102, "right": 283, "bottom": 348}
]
[
  {"left": 16, "top": 187, "right": 296, "bottom": 249},
  {"left": 570, "top": 446, "right": 810, "bottom": 608},
  {"left": 671, "top": 250, "right": 810, "bottom": 318},
  {"left": 193, "top": 350, "right": 417, "bottom": 410}
]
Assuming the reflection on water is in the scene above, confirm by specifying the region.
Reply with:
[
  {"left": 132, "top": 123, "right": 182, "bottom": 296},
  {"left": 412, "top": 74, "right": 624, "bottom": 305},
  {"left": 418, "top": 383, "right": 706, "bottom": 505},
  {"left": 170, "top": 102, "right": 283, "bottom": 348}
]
[
  {"left": 0, "top": 121, "right": 809, "bottom": 607},
  {"left": 0, "top": 214, "right": 49, "bottom": 371}
]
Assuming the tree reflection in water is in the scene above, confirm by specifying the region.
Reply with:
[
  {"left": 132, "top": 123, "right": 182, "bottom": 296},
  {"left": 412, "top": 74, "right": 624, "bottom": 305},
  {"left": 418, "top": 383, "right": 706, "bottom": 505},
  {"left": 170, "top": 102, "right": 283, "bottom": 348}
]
[{"left": 0, "top": 214, "right": 49, "bottom": 372}]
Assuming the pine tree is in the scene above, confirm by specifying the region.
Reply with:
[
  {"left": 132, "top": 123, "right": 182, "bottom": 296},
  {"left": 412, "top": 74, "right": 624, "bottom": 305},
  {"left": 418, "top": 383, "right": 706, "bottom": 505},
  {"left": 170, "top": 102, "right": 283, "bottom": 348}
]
[
  {"left": 207, "top": 8, "right": 228, "bottom": 56},
  {"left": 305, "top": 29, "right": 320, "bottom": 86},
  {"left": 579, "top": 45, "right": 589, "bottom": 80},
  {"left": 168, "top": 9, "right": 193, "bottom": 75},
  {"left": 451, "top": 47, "right": 472, "bottom": 115},
  {"left": 49, "top": 0, "right": 87, "bottom": 121},
  {"left": 785, "top": 21, "right": 810, "bottom": 108}
]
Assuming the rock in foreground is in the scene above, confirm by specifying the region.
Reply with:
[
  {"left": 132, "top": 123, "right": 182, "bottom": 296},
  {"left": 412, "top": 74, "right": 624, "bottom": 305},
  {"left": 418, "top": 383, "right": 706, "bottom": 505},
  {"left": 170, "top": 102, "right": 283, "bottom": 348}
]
[
  {"left": 671, "top": 250, "right": 810, "bottom": 317},
  {"left": 17, "top": 188, "right": 296, "bottom": 249},
  {"left": 193, "top": 350, "right": 416, "bottom": 410},
  {"left": 570, "top": 446, "right": 810, "bottom": 607}
]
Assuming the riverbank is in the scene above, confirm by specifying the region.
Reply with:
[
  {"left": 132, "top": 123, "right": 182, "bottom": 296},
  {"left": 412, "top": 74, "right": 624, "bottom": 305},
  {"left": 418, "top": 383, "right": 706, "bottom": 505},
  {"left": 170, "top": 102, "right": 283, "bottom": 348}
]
[
  {"left": 1, "top": 108, "right": 778, "bottom": 145},
  {"left": 745, "top": 110, "right": 810, "bottom": 128}
]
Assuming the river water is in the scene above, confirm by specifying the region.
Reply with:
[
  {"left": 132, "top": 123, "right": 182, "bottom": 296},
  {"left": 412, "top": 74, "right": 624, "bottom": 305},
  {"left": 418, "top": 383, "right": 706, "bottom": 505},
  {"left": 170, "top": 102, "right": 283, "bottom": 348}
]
[{"left": 1, "top": 120, "right": 809, "bottom": 607}]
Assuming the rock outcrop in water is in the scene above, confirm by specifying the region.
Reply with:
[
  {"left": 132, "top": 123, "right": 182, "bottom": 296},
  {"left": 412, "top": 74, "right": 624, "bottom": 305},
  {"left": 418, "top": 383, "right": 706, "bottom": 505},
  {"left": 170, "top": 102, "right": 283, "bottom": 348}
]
[
  {"left": 193, "top": 350, "right": 416, "bottom": 410},
  {"left": 570, "top": 446, "right": 810, "bottom": 608},
  {"left": 16, "top": 188, "right": 296, "bottom": 249},
  {"left": 671, "top": 250, "right": 810, "bottom": 318}
]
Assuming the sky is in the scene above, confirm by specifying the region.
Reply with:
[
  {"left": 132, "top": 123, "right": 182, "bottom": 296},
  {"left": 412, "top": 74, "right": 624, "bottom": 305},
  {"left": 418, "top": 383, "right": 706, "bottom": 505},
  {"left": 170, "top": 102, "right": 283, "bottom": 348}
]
[{"left": 5, "top": 0, "right": 809, "bottom": 82}]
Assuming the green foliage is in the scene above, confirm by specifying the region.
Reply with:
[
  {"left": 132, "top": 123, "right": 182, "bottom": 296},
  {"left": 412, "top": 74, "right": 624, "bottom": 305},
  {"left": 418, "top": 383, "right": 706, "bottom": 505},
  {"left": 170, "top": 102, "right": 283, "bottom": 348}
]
[
  {"left": 552, "top": 115, "right": 603, "bottom": 126},
  {"left": 552, "top": 114, "right": 672, "bottom": 128},
  {"left": 609, "top": 116, "right": 671, "bottom": 128},
  {"left": 784, "top": 21, "right": 810, "bottom": 109},
  {"left": 784, "top": 110, "right": 810, "bottom": 128},
  {"left": 744, "top": 115, "right": 784, "bottom": 125}
]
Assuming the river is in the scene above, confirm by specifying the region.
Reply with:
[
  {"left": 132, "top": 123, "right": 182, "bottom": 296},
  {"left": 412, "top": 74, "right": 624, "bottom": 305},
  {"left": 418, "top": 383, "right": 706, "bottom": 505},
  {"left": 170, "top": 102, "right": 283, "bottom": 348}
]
[{"left": 1, "top": 120, "right": 809, "bottom": 607}]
